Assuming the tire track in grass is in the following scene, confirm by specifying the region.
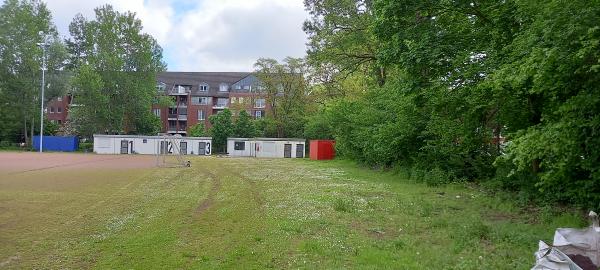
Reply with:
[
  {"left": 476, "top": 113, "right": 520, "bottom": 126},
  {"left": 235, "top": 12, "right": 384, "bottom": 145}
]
[
  {"left": 180, "top": 158, "right": 270, "bottom": 268},
  {"left": 195, "top": 169, "right": 221, "bottom": 214}
]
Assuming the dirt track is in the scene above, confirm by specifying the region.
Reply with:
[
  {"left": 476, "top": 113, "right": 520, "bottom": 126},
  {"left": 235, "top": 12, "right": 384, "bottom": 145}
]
[{"left": 0, "top": 152, "right": 156, "bottom": 175}]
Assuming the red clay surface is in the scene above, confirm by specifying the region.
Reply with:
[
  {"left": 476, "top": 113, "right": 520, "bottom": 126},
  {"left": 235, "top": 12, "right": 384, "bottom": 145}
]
[{"left": 0, "top": 152, "right": 156, "bottom": 175}]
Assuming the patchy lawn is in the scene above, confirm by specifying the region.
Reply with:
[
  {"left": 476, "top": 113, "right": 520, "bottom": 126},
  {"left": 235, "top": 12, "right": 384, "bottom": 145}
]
[{"left": 0, "top": 154, "right": 585, "bottom": 269}]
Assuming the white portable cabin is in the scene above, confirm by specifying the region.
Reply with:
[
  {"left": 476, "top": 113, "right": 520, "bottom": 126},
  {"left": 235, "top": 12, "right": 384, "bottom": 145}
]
[
  {"left": 93, "top": 134, "right": 212, "bottom": 155},
  {"left": 227, "top": 138, "right": 306, "bottom": 158}
]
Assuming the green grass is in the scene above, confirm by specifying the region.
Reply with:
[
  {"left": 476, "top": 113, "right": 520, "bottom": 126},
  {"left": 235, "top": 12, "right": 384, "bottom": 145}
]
[{"left": 0, "top": 157, "right": 585, "bottom": 269}]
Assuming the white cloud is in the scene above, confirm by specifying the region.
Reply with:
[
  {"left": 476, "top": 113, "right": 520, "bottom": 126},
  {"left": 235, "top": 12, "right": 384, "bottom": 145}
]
[
  {"left": 45, "top": 0, "right": 173, "bottom": 45},
  {"left": 167, "top": 0, "right": 308, "bottom": 71},
  {"left": 24, "top": 0, "right": 309, "bottom": 71}
]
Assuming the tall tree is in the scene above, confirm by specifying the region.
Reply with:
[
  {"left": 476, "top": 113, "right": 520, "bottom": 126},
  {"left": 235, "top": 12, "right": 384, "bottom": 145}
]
[
  {"left": 0, "top": 0, "right": 67, "bottom": 144},
  {"left": 233, "top": 110, "right": 256, "bottom": 138},
  {"left": 209, "top": 109, "right": 233, "bottom": 153},
  {"left": 254, "top": 57, "right": 309, "bottom": 138},
  {"left": 67, "top": 5, "right": 166, "bottom": 137},
  {"left": 303, "top": 0, "right": 600, "bottom": 207},
  {"left": 303, "top": 0, "right": 385, "bottom": 87}
]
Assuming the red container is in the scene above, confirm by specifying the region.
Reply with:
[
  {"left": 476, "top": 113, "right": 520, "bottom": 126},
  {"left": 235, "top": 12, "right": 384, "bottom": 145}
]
[{"left": 309, "top": 140, "right": 336, "bottom": 160}]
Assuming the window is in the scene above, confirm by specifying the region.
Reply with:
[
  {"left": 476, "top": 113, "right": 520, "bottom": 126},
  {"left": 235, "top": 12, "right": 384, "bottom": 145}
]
[
  {"left": 234, "top": 85, "right": 242, "bottom": 90},
  {"left": 57, "top": 97, "right": 62, "bottom": 101},
  {"left": 255, "top": 110, "right": 262, "bottom": 118},
  {"left": 216, "top": 98, "right": 228, "bottom": 108},
  {"left": 143, "top": 139, "right": 148, "bottom": 143},
  {"left": 219, "top": 83, "right": 229, "bottom": 92},
  {"left": 49, "top": 107, "right": 54, "bottom": 113},
  {"left": 254, "top": 98, "right": 266, "bottom": 108},
  {"left": 243, "top": 85, "right": 251, "bottom": 90},
  {"left": 238, "top": 97, "right": 244, "bottom": 104},
  {"left": 191, "top": 97, "right": 210, "bottom": 105},
  {"left": 230, "top": 97, "right": 237, "bottom": 104},
  {"left": 198, "top": 110, "right": 205, "bottom": 120},
  {"left": 57, "top": 120, "right": 62, "bottom": 125},
  {"left": 57, "top": 107, "right": 62, "bottom": 113},
  {"left": 199, "top": 83, "right": 209, "bottom": 91},
  {"left": 156, "top": 82, "right": 166, "bottom": 92},
  {"left": 153, "top": 108, "right": 161, "bottom": 117},
  {"left": 234, "top": 141, "right": 245, "bottom": 150}
]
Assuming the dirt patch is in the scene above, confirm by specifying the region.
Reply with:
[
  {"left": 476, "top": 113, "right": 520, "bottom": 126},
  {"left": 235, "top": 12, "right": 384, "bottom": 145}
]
[
  {"left": 487, "top": 212, "right": 517, "bottom": 222},
  {"left": 350, "top": 220, "right": 398, "bottom": 240},
  {"left": 0, "top": 254, "right": 20, "bottom": 268},
  {"left": 0, "top": 152, "right": 156, "bottom": 175},
  {"left": 228, "top": 170, "right": 265, "bottom": 206},
  {"left": 195, "top": 170, "right": 221, "bottom": 214}
]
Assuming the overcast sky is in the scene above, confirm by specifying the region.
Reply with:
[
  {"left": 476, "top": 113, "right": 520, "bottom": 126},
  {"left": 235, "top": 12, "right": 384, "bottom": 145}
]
[{"left": 28, "top": 0, "right": 310, "bottom": 72}]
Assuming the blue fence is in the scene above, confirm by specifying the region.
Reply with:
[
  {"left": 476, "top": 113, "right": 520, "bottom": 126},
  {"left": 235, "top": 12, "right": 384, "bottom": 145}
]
[{"left": 32, "top": 136, "right": 79, "bottom": 152}]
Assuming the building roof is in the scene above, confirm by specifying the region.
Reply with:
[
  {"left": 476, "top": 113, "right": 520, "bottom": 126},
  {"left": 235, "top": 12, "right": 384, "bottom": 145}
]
[
  {"left": 93, "top": 134, "right": 213, "bottom": 140},
  {"left": 227, "top": 137, "right": 306, "bottom": 142},
  {"left": 157, "top": 72, "right": 253, "bottom": 96}
]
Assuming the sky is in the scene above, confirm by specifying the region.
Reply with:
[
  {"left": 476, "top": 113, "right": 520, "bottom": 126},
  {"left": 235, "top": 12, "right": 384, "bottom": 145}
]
[{"left": 34, "top": 0, "right": 310, "bottom": 72}]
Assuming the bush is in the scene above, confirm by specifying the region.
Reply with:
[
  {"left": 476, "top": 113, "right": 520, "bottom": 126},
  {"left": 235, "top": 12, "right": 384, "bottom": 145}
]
[{"left": 79, "top": 142, "right": 93, "bottom": 152}]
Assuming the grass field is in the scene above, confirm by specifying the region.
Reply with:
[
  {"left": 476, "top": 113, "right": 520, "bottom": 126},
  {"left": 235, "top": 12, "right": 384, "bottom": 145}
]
[{"left": 0, "top": 152, "right": 585, "bottom": 269}]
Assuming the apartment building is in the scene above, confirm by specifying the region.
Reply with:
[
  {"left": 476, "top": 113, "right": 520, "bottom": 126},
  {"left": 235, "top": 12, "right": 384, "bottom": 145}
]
[
  {"left": 153, "top": 72, "right": 270, "bottom": 135},
  {"left": 45, "top": 72, "right": 270, "bottom": 136},
  {"left": 46, "top": 95, "right": 72, "bottom": 125}
]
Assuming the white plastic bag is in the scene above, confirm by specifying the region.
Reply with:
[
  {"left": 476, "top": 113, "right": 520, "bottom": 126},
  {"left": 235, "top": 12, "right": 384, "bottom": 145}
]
[{"left": 532, "top": 211, "right": 599, "bottom": 270}]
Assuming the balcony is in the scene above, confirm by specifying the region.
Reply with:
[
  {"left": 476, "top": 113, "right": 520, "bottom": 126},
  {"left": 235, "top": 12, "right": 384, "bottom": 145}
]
[
  {"left": 169, "top": 86, "right": 190, "bottom": 95},
  {"left": 177, "top": 114, "right": 187, "bottom": 121},
  {"left": 168, "top": 114, "right": 177, "bottom": 120},
  {"left": 212, "top": 104, "right": 228, "bottom": 109}
]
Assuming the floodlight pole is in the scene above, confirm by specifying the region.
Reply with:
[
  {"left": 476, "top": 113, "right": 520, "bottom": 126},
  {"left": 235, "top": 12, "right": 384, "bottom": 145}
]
[{"left": 37, "top": 33, "right": 50, "bottom": 153}]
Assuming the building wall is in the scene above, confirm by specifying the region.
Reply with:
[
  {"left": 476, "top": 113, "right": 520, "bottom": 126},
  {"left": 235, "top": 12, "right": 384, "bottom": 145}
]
[
  {"left": 94, "top": 135, "right": 212, "bottom": 155},
  {"left": 46, "top": 95, "right": 71, "bottom": 125},
  {"left": 154, "top": 73, "right": 271, "bottom": 135},
  {"left": 227, "top": 138, "right": 305, "bottom": 158},
  {"left": 45, "top": 73, "right": 276, "bottom": 136}
]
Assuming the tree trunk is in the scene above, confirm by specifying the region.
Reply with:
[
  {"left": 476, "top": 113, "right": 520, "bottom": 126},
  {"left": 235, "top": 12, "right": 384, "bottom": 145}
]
[
  {"left": 31, "top": 116, "right": 35, "bottom": 148},
  {"left": 23, "top": 114, "right": 28, "bottom": 146}
]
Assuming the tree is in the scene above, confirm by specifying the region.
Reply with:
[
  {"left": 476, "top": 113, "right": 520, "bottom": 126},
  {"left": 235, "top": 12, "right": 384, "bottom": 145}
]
[
  {"left": 303, "top": 0, "right": 385, "bottom": 87},
  {"left": 0, "top": 0, "right": 67, "bottom": 145},
  {"left": 233, "top": 110, "right": 256, "bottom": 138},
  {"left": 208, "top": 109, "right": 233, "bottom": 153},
  {"left": 67, "top": 5, "right": 166, "bottom": 137},
  {"left": 254, "top": 57, "right": 310, "bottom": 138},
  {"left": 302, "top": 0, "right": 600, "bottom": 207},
  {"left": 189, "top": 122, "right": 207, "bottom": 137}
]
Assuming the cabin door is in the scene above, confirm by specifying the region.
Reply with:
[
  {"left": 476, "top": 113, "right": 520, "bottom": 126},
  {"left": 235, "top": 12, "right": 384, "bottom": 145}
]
[{"left": 284, "top": 144, "right": 292, "bottom": 158}]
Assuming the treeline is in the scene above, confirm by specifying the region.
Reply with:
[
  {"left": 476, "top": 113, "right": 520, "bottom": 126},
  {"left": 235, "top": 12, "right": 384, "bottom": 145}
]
[
  {"left": 0, "top": 0, "right": 310, "bottom": 149},
  {"left": 0, "top": 0, "right": 165, "bottom": 144},
  {"left": 301, "top": 0, "right": 600, "bottom": 208}
]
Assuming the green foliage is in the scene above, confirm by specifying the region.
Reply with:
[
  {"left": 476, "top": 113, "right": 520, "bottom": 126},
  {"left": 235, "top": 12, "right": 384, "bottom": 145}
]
[
  {"left": 132, "top": 112, "right": 161, "bottom": 135},
  {"left": 303, "top": 0, "right": 600, "bottom": 208},
  {"left": 154, "top": 95, "right": 175, "bottom": 107},
  {"left": 254, "top": 57, "right": 309, "bottom": 138},
  {"left": 78, "top": 141, "right": 93, "bottom": 152},
  {"left": 232, "top": 110, "right": 256, "bottom": 138},
  {"left": 0, "top": 0, "right": 67, "bottom": 144},
  {"left": 189, "top": 122, "right": 207, "bottom": 137},
  {"left": 209, "top": 109, "right": 233, "bottom": 153},
  {"left": 43, "top": 118, "right": 59, "bottom": 136},
  {"left": 304, "top": 109, "right": 334, "bottom": 140},
  {"left": 254, "top": 118, "right": 278, "bottom": 138},
  {"left": 67, "top": 5, "right": 166, "bottom": 137}
]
